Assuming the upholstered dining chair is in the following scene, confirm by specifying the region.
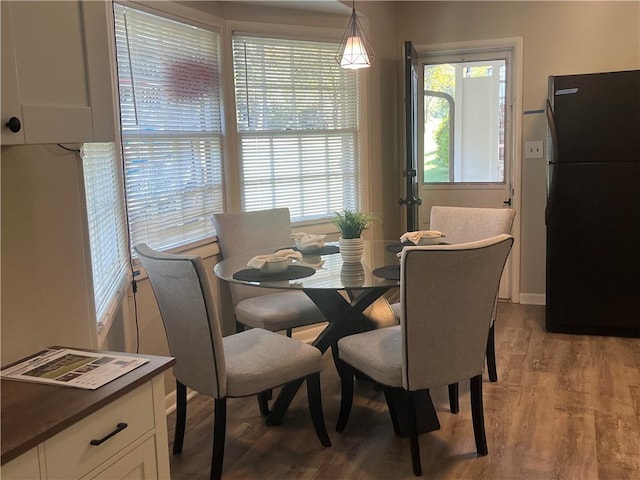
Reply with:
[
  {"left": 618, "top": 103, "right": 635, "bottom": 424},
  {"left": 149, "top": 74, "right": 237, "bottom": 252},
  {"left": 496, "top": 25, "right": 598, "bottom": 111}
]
[
  {"left": 134, "top": 243, "right": 331, "bottom": 480},
  {"left": 391, "top": 206, "right": 515, "bottom": 411},
  {"left": 335, "top": 235, "right": 514, "bottom": 476},
  {"left": 211, "top": 208, "right": 326, "bottom": 336}
]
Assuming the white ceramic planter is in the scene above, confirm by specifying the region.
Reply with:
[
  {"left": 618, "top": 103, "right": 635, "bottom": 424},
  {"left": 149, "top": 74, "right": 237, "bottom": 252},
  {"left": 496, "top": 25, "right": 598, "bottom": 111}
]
[{"left": 339, "top": 237, "right": 364, "bottom": 263}]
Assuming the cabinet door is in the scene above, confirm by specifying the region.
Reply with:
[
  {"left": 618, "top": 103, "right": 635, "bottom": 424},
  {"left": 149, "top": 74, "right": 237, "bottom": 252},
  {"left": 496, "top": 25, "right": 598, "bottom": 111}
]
[
  {"left": 86, "top": 438, "right": 158, "bottom": 480},
  {"left": 1, "top": 447, "right": 42, "bottom": 479},
  {"left": 1, "top": 1, "right": 116, "bottom": 144},
  {"left": 43, "top": 383, "right": 154, "bottom": 479},
  {"left": 1, "top": 1, "right": 25, "bottom": 145}
]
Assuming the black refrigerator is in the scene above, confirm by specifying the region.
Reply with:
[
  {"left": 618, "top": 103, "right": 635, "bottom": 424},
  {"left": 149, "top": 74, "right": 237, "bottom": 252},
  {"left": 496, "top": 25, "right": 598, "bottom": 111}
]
[{"left": 545, "top": 70, "right": 640, "bottom": 337}]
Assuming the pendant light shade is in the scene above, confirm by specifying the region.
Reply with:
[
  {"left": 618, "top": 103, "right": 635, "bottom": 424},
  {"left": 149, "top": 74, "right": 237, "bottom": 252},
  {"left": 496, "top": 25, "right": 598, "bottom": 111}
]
[{"left": 336, "top": 2, "right": 374, "bottom": 69}]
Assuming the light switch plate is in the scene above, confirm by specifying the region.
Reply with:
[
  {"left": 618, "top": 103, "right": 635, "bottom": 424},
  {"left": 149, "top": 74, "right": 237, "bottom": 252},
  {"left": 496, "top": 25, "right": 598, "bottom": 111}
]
[{"left": 525, "top": 141, "right": 544, "bottom": 159}]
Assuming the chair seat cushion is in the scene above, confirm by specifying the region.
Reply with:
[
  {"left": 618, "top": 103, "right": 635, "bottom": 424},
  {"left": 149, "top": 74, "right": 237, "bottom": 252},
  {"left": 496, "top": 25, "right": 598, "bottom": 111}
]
[
  {"left": 235, "top": 291, "right": 326, "bottom": 332},
  {"left": 338, "top": 325, "right": 403, "bottom": 388},
  {"left": 223, "top": 328, "right": 322, "bottom": 397}
]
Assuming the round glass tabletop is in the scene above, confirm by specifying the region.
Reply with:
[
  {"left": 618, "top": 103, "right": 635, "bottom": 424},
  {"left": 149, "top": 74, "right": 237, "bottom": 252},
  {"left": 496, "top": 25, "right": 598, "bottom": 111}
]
[{"left": 213, "top": 240, "right": 402, "bottom": 291}]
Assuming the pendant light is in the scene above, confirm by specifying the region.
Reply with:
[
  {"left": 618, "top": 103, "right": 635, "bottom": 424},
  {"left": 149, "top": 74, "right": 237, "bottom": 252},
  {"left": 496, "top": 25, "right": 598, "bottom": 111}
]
[{"left": 335, "top": 0, "right": 375, "bottom": 69}]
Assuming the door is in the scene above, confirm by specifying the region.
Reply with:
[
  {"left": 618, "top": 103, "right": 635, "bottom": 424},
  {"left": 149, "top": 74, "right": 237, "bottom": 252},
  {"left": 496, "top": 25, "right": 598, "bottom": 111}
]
[
  {"left": 401, "top": 41, "right": 421, "bottom": 231},
  {"left": 407, "top": 41, "right": 519, "bottom": 299},
  {"left": 1, "top": 2, "right": 24, "bottom": 144}
]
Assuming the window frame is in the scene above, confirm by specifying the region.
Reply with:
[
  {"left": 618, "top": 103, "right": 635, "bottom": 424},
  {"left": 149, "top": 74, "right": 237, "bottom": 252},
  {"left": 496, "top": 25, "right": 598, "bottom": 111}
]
[
  {"left": 230, "top": 32, "right": 363, "bottom": 223},
  {"left": 107, "top": 3, "right": 370, "bottom": 254},
  {"left": 220, "top": 20, "right": 370, "bottom": 223},
  {"left": 114, "top": 2, "right": 225, "bottom": 258},
  {"left": 80, "top": 2, "right": 371, "bottom": 343},
  {"left": 418, "top": 47, "right": 513, "bottom": 190},
  {"left": 81, "top": 142, "right": 132, "bottom": 335}
]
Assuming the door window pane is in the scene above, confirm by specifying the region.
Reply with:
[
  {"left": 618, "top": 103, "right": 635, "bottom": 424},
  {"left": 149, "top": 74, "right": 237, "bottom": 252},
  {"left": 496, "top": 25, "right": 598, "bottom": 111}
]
[{"left": 423, "top": 60, "right": 505, "bottom": 184}]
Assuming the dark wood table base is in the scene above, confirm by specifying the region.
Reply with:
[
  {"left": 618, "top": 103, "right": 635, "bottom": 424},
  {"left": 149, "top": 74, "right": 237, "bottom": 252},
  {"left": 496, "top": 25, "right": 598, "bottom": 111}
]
[
  {"left": 266, "top": 287, "right": 441, "bottom": 437},
  {"left": 383, "top": 388, "right": 441, "bottom": 437},
  {"left": 266, "top": 287, "right": 393, "bottom": 426}
]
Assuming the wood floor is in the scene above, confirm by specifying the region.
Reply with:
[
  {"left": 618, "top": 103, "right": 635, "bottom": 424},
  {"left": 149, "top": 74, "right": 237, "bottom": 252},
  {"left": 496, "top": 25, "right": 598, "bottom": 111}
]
[{"left": 167, "top": 303, "right": 640, "bottom": 479}]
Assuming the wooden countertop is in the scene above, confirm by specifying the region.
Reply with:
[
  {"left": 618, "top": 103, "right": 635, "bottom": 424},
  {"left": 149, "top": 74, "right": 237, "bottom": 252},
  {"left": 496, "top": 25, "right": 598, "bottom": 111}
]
[{"left": 1, "top": 348, "right": 175, "bottom": 465}]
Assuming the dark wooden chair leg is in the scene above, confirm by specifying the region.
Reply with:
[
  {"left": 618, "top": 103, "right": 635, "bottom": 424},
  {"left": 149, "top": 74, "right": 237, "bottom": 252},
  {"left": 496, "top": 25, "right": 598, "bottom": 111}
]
[
  {"left": 407, "top": 390, "right": 422, "bottom": 476},
  {"left": 286, "top": 328, "right": 293, "bottom": 337},
  {"left": 306, "top": 373, "right": 332, "bottom": 447},
  {"left": 257, "top": 391, "right": 270, "bottom": 416},
  {"left": 448, "top": 383, "right": 459, "bottom": 414},
  {"left": 487, "top": 323, "right": 498, "bottom": 382},
  {"left": 336, "top": 361, "right": 355, "bottom": 432},
  {"left": 173, "top": 380, "right": 187, "bottom": 454},
  {"left": 210, "top": 397, "right": 227, "bottom": 480},
  {"left": 470, "top": 375, "right": 488, "bottom": 456},
  {"left": 383, "top": 388, "right": 403, "bottom": 437}
]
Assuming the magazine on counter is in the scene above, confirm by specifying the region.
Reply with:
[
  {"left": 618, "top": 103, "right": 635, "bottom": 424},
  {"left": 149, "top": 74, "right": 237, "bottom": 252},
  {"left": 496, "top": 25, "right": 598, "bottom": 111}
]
[{"left": 0, "top": 347, "right": 148, "bottom": 390}]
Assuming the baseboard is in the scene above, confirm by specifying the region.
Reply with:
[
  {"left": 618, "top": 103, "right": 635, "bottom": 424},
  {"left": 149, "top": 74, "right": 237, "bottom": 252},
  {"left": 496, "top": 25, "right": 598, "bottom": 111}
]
[{"left": 519, "top": 293, "right": 546, "bottom": 305}]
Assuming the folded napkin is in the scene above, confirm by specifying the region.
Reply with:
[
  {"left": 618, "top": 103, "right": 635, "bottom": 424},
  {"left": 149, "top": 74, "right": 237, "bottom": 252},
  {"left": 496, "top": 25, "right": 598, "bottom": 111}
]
[
  {"left": 399, "top": 230, "right": 445, "bottom": 245},
  {"left": 290, "top": 232, "right": 327, "bottom": 249},
  {"left": 247, "top": 249, "right": 302, "bottom": 269}
]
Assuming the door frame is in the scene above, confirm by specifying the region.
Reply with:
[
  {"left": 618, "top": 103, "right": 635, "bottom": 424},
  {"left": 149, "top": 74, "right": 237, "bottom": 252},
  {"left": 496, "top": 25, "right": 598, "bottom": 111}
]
[{"left": 408, "top": 37, "right": 523, "bottom": 303}]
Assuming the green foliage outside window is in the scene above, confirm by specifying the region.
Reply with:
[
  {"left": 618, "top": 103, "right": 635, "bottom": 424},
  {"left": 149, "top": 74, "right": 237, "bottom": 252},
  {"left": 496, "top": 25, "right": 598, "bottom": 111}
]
[
  {"left": 428, "top": 121, "right": 450, "bottom": 182},
  {"left": 424, "top": 64, "right": 455, "bottom": 183}
]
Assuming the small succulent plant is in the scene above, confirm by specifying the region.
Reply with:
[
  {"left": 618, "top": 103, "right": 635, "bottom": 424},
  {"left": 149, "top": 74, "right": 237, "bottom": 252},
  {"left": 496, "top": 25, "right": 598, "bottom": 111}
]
[{"left": 331, "top": 209, "right": 377, "bottom": 239}]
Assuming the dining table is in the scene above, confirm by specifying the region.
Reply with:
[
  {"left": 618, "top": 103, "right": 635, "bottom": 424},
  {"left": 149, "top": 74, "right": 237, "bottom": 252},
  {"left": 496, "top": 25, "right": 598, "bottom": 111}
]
[{"left": 213, "top": 240, "right": 440, "bottom": 436}]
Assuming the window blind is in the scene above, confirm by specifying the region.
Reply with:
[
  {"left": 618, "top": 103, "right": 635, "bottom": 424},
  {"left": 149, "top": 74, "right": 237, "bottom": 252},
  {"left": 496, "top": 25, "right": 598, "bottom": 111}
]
[
  {"left": 81, "top": 143, "right": 131, "bottom": 329},
  {"left": 114, "top": 4, "right": 223, "bottom": 252},
  {"left": 232, "top": 35, "right": 360, "bottom": 221}
]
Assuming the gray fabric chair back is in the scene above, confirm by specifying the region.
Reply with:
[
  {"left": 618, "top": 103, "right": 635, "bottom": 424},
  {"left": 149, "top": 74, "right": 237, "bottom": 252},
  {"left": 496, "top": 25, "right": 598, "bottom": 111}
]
[
  {"left": 430, "top": 206, "right": 515, "bottom": 244},
  {"left": 134, "top": 244, "right": 227, "bottom": 399},
  {"left": 211, "top": 208, "right": 293, "bottom": 305},
  {"left": 399, "top": 234, "right": 514, "bottom": 391}
]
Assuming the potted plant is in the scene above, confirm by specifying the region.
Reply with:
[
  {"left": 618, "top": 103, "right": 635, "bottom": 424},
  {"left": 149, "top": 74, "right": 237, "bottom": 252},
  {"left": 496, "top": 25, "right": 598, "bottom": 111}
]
[{"left": 331, "top": 209, "right": 377, "bottom": 262}]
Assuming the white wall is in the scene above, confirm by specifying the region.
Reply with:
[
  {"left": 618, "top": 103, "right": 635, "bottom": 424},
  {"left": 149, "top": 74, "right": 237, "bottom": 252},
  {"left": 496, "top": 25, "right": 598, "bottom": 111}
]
[{"left": 1, "top": 144, "right": 97, "bottom": 365}]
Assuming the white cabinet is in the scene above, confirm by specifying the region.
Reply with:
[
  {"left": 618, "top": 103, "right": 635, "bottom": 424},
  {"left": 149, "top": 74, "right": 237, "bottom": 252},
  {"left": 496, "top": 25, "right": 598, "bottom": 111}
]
[
  {"left": 1, "top": 1, "right": 24, "bottom": 145},
  {"left": 1, "top": 1, "right": 116, "bottom": 145},
  {"left": 87, "top": 437, "right": 158, "bottom": 480},
  {"left": 1, "top": 447, "right": 41, "bottom": 480},
  {"left": 1, "top": 353, "right": 174, "bottom": 480},
  {"left": 43, "top": 382, "right": 157, "bottom": 479}
]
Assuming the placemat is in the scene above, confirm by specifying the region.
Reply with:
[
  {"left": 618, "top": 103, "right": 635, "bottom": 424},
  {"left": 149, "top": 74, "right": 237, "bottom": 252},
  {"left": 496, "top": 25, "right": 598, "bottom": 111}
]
[
  {"left": 233, "top": 265, "right": 316, "bottom": 282},
  {"left": 372, "top": 264, "right": 400, "bottom": 281},
  {"left": 297, "top": 245, "right": 340, "bottom": 256},
  {"left": 278, "top": 245, "right": 340, "bottom": 256},
  {"left": 386, "top": 242, "right": 412, "bottom": 254}
]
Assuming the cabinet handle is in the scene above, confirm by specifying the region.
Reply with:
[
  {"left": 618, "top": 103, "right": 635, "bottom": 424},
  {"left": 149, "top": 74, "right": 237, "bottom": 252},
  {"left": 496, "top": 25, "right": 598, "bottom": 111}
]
[
  {"left": 90, "top": 422, "right": 128, "bottom": 446},
  {"left": 5, "top": 117, "right": 21, "bottom": 133}
]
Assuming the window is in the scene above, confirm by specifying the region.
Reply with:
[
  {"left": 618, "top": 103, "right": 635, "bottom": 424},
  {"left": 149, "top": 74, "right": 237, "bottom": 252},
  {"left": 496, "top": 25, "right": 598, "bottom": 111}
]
[
  {"left": 81, "top": 143, "right": 130, "bottom": 329},
  {"left": 232, "top": 35, "right": 360, "bottom": 222},
  {"left": 113, "top": 4, "right": 224, "bottom": 252},
  {"left": 423, "top": 60, "right": 506, "bottom": 184}
]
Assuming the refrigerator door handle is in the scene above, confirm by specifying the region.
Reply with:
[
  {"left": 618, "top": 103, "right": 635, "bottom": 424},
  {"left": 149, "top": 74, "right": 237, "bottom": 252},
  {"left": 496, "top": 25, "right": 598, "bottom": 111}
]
[
  {"left": 545, "top": 100, "right": 559, "bottom": 225},
  {"left": 546, "top": 99, "right": 559, "bottom": 162}
]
